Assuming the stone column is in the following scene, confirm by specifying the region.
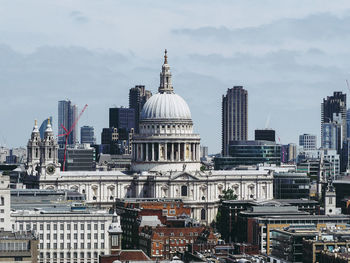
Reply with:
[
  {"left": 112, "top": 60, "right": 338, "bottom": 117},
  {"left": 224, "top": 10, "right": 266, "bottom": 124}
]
[
  {"left": 159, "top": 143, "right": 162, "bottom": 161},
  {"left": 151, "top": 143, "right": 154, "bottom": 161},
  {"left": 196, "top": 144, "right": 200, "bottom": 161},
  {"left": 183, "top": 143, "right": 186, "bottom": 161},
  {"left": 191, "top": 143, "right": 194, "bottom": 161},
  {"left": 177, "top": 143, "right": 180, "bottom": 161},
  {"left": 171, "top": 143, "right": 174, "bottom": 161},
  {"left": 145, "top": 143, "right": 149, "bottom": 161},
  {"left": 140, "top": 143, "right": 144, "bottom": 161},
  {"left": 164, "top": 143, "right": 168, "bottom": 161}
]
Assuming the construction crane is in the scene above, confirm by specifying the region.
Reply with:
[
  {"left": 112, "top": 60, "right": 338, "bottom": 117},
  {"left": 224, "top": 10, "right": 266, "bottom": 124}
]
[{"left": 58, "top": 104, "right": 88, "bottom": 171}]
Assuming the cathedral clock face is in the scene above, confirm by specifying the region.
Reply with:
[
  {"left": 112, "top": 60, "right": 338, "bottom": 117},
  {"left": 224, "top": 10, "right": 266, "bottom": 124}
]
[{"left": 47, "top": 165, "right": 56, "bottom": 175}]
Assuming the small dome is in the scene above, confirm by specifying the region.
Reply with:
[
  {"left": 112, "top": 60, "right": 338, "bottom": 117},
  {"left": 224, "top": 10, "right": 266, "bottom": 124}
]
[{"left": 141, "top": 93, "right": 191, "bottom": 120}]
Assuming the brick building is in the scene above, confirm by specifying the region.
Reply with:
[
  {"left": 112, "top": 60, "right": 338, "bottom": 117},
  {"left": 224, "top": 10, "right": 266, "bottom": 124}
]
[
  {"left": 114, "top": 198, "right": 191, "bottom": 249},
  {"left": 139, "top": 225, "right": 217, "bottom": 260}
]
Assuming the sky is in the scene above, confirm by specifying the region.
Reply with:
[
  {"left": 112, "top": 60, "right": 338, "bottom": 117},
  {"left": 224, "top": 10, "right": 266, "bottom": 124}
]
[{"left": 1, "top": 0, "right": 350, "bottom": 153}]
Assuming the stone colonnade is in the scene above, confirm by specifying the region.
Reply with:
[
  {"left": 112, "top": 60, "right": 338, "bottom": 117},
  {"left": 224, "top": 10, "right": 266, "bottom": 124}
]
[{"left": 133, "top": 142, "right": 200, "bottom": 162}]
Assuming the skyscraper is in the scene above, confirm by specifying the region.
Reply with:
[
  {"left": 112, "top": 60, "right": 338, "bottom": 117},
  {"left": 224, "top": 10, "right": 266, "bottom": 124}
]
[
  {"left": 299, "top": 134, "right": 317, "bottom": 151},
  {"left": 109, "top": 107, "right": 135, "bottom": 132},
  {"left": 80, "top": 126, "right": 96, "bottom": 145},
  {"left": 58, "top": 100, "right": 78, "bottom": 145},
  {"left": 222, "top": 86, "right": 248, "bottom": 156},
  {"left": 129, "top": 85, "right": 152, "bottom": 133},
  {"left": 322, "top": 113, "right": 343, "bottom": 154},
  {"left": 39, "top": 116, "right": 53, "bottom": 139},
  {"left": 321, "top": 92, "right": 347, "bottom": 143}
]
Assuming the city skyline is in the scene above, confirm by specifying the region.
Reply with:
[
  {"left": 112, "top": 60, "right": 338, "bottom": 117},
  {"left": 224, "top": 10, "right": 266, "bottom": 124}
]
[{"left": 2, "top": 1, "right": 350, "bottom": 153}]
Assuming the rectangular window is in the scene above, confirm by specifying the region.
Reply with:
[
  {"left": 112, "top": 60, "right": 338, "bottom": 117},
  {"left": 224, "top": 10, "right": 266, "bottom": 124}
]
[
  {"left": 60, "top": 234, "right": 64, "bottom": 240},
  {"left": 67, "top": 224, "right": 71, "bottom": 231},
  {"left": 47, "top": 224, "right": 50, "bottom": 231},
  {"left": 87, "top": 224, "right": 91, "bottom": 230},
  {"left": 101, "top": 224, "right": 105, "bottom": 230},
  {"left": 74, "top": 224, "right": 78, "bottom": 230},
  {"left": 94, "top": 224, "right": 98, "bottom": 230},
  {"left": 81, "top": 224, "right": 84, "bottom": 230},
  {"left": 54, "top": 224, "right": 57, "bottom": 230},
  {"left": 101, "top": 233, "right": 104, "bottom": 239},
  {"left": 60, "top": 224, "right": 64, "bottom": 230},
  {"left": 94, "top": 243, "right": 98, "bottom": 249},
  {"left": 40, "top": 224, "right": 43, "bottom": 231},
  {"left": 74, "top": 233, "right": 78, "bottom": 240},
  {"left": 60, "top": 243, "right": 64, "bottom": 249},
  {"left": 81, "top": 243, "right": 84, "bottom": 249},
  {"left": 81, "top": 233, "right": 84, "bottom": 239}
]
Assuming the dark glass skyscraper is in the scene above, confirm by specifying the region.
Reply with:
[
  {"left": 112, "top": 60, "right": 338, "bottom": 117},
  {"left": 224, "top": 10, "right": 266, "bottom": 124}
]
[
  {"left": 321, "top": 91, "right": 346, "bottom": 143},
  {"left": 109, "top": 107, "right": 135, "bottom": 132},
  {"left": 80, "top": 125, "right": 95, "bottom": 145},
  {"left": 58, "top": 100, "right": 78, "bottom": 145},
  {"left": 129, "top": 85, "right": 152, "bottom": 133},
  {"left": 222, "top": 86, "right": 248, "bottom": 156}
]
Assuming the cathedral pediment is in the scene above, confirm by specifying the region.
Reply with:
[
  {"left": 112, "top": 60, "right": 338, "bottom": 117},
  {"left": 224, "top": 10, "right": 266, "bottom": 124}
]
[{"left": 170, "top": 172, "right": 199, "bottom": 181}]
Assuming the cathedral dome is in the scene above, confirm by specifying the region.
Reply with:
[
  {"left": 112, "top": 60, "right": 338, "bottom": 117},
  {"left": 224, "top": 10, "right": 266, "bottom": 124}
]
[{"left": 140, "top": 93, "right": 191, "bottom": 120}]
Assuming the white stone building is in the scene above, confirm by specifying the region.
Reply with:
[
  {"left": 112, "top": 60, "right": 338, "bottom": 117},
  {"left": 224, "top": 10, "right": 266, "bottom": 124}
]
[
  {"left": 0, "top": 174, "right": 11, "bottom": 231},
  {"left": 28, "top": 50, "right": 274, "bottom": 224},
  {"left": 11, "top": 208, "right": 113, "bottom": 263}
]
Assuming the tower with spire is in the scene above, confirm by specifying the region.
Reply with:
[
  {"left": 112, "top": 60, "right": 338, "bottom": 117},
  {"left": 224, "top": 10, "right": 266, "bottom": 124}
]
[
  {"left": 26, "top": 120, "right": 41, "bottom": 176},
  {"left": 27, "top": 118, "right": 60, "bottom": 177},
  {"left": 108, "top": 213, "right": 123, "bottom": 254},
  {"left": 40, "top": 118, "right": 60, "bottom": 176},
  {"left": 159, "top": 49, "right": 174, "bottom": 94}
]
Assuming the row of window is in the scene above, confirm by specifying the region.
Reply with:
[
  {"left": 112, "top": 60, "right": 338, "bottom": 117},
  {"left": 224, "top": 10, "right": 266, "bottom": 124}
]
[
  {"left": 40, "top": 251, "right": 102, "bottom": 259},
  {"left": 39, "top": 233, "right": 105, "bottom": 241},
  {"left": 17, "top": 222, "right": 105, "bottom": 231},
  {"left": 39, "top": 242, "right": 104, "bottom": 249}
]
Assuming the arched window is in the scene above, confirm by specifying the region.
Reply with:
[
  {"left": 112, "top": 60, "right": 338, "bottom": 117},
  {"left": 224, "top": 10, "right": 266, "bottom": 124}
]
[
  {"left": 49, "top": 148, "right": 52, "bottom": 158},
  {"left": 181, "top": 185, "right": 188, "bottom": 197},
  {"left": 201, "top": 208, "right": 206, "bottom": 220}
]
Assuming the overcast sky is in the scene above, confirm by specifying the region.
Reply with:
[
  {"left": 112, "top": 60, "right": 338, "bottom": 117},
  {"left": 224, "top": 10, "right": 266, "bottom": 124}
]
[{"left": 1, "top": 0, "right": 350, "bottom": 153}]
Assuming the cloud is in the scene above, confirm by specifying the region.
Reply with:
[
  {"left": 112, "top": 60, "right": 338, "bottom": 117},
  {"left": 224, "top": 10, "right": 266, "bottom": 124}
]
[
  {"left": 172, "top": 13, "right": 350, "bottom": 45},
  {"left": 69, "top": 11, "right": 89, "bottom": 24}
]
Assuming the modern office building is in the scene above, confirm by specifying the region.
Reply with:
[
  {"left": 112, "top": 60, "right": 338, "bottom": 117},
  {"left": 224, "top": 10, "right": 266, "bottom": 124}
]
[
  {"left": 321, "top": 91, "right": 347, "bottom": 143},
  {"left": 0, "top": 231, "right": 39, "bottom": 263},
  {"left": 109, "top": 107, "right": 135, "bottom": 132},
  {"left": 347, "top": 108, "right": 350, "bottom": 138},
  {"left": 101, "top": 127, "right": 133, "bottom": 155},
  {"left": 215, "top": 140, "right": 281, "bottom": 169},
  {"left": 322, "top": 113, "right": 343, "bottom": 154},
  {"left": 129, "top": 85, "right": 152, "bottom": 133},
  {"left": 299, "top": 134, "right": 317, "bottom": 151},
  {"left": 11, "top": 207, "right": 113, "bottom": 263},
  {"left": 80, "top": 125, "right": 95, "bottom": 145},
  {"left": 58, "top": 144, "right": 95, "bottom": 171},
  {"left": 281, "top": 143, "right": 297, "bottom": 163},
  {"left": 273, "top": 172, "right": 310, "bottom": 199},
  {"left": 0, "top": 175, "right": 11, "bottom": 231},
  {"left": 200, "top": 146, "right": 208, "bottom": 159},
  {"left": 58, "top": 100, "right": 78, "bottom": 145},
  {"left": 222, "top": 86, "right": 248, "bottom": 156},
  {"left": 39, "top": 117, "right": 53, "bottom": 139},
  {"left": 255, "top": 129, "right": 275, "bottom": 142}
]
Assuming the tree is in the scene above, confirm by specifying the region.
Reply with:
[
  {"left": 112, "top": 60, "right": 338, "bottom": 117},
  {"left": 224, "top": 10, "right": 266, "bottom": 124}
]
[{"left": 221, "top": 187, "right": 238, "bottom": 201}]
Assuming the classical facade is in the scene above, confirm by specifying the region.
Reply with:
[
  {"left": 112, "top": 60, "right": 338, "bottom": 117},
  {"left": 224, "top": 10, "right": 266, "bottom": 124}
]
[{"left": 32, "top": 51, "right": 273, "bottom": 224}]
